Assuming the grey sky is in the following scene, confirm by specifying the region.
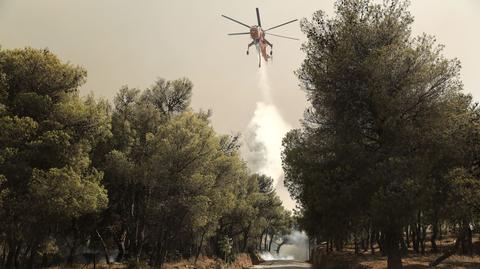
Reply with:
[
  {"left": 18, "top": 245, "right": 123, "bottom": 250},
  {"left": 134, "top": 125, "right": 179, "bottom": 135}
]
[
  {"left": 1, "top": 0, "right": 479, "bottom": 133},
  {"left": 1, "top": 0, "right": 479, "bottom": 209}
]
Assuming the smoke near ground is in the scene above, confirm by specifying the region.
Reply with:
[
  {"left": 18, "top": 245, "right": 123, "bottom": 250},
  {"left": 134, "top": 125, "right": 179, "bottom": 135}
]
[
  {"left": 278, "top": 231, "right": 309, "bottom": 261},
  {"left": 258, "top": 231, "right": 309, "bottom": 261},
  {"left": 259, "top": 252, "right": 294, "bottom": 261},
  {"left": 244, "top": 65, "right": 309, "bottom": 261}
]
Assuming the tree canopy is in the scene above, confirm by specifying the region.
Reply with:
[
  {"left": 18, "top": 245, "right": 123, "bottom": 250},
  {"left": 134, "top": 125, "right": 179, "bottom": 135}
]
[
  {"left": 282, "top": 1, "right": 480, "bottom": 268},
  {"left": 0, "top": 47, "right": 292, "bottom": 269}
]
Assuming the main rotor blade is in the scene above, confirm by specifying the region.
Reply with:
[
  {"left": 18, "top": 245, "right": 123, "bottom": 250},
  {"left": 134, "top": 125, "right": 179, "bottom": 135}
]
[
  {"left": 266, "top": 33, "right": 299, "bottom": 40},
  {"left": 256, "top": 8, "right": 261, "bottom": 27},
  {"left": 221, "top": 15, "right": 251, "bottom": 28},
  {"left": 265, "top": 19, "right": 298, "bottom": 31},
  {"left": 228, "top": 32, "right": 250, "bottom": 36}
]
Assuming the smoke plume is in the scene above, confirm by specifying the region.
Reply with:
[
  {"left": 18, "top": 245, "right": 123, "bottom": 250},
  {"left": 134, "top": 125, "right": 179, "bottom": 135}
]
[
  {"left": 244, "top": 65, "right": 309, "bottom": 261},
  {"left": 244, "top": 66, "right": 291, "bottom": 186}
]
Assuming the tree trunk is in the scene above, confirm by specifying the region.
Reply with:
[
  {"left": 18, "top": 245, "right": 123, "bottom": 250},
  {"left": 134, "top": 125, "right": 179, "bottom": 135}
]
[
  {"left": 1, "top": 243, "right": 6, "bottom": 268},
  {"left": 28, "top": 244, "right": 37, "bottom": 269},
  {"left": 431, "top": 222, "right": 438, "bottom": 253},
  {"left": 116, "top": 238, "right": 126, "bottom": 262},
  {"left": 14, "top": 243, "right": 21, "bottom": 269},
  {"left": 66, "top": 240, "right": 77, "bottom": 265},
  {"left": 384, "top": 229, "right": 403, "bottom": 269},
  {"left": 115, "top": 229, "right": 127, "bottom": 262},
  {"left": 354, "top": 234, "right": 359, "bottom": 254},
  {"left": 5, "top": 246, "right": 13, "bottom": 269},
  {"left": 152, "top": 236, "right": 163, "bottom": 267},
  {"left": 242, "top": 224, "right": 251, "bottom": 252},
  {"left": 159, "top": 246, "right": 168, "bottom": 268},
  {"left": 416, "top": 211, "right": 425, "bottom": 255},
  {"left": 276, "top": 240, "right": 285, "bottom": 254},
  {"left": 96, "top": 230, "right": 111, "bottom": 264},
  {"left": 438, "top": 223, "right": 443, "bottom": 240},
  {"left": 460, "top": 222, "right": 473, "bottom": 255},
  {"left": 430, "top": 233, "right": 462, "bottom": 267},
  {"left": 405, "top": 226, "right": 410, "bottom": 248},
  {"left": 41, "top": 253, "right": 48, "bottom": 268},
  {"left": 268, "top": 234, "right": 274, "bottom": 252},
  {"left": 264, "top": 230, "right": 268, "bottom": 251},
  {"left": 67, "top": 220, "right": 79, "bottom": 266},
  {"left": 370, "top": 229, "right": 375, "bottom": 255},
  {"left": 377, "top": 232, "right": 385, "bottom": 256},
  {"left": 400, "top": 237, "right": 407, "bottom": 255},
  {"left": 467, "top": 226, "right": 473, "bottom": 255},
  {"left": 195, "top": 230, "right": 207, "bottom": 263},
  {"left": 420, "top": 224, "right": 426, "bottom": 255},
  {"left": 412, "top": 224, "right": 419, "bottom": 253},
  {"left": 335, "top": 238, "right": 342, "bottom": 251},
  {"left": 258, "top": 231, "right": 265, "bottom": 251}
]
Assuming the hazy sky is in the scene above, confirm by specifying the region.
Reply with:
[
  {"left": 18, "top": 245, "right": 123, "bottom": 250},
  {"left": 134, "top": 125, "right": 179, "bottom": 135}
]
[
  {"left": 1, "top": 1, "right": 479, "bottom": 210},
  {"left": 1, "top": 0, "right": 479, "bottom": 133}
]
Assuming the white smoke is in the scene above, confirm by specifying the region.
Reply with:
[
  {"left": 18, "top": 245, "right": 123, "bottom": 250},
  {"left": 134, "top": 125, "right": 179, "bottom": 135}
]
[
  {"left": 243, "top": 65, "right": 309, "bottom": 261},
  {"left": 259, "top": 252, "right": 294, "bottom": 261},
  {"left": 279, "top": 231, "right": 309, "bottom": 261},
  {"left": 244, "top": 66, "right": 291, "bottom": 186},
  {"left": 257, "top": 231, "right": 310, "bottom": 262}
]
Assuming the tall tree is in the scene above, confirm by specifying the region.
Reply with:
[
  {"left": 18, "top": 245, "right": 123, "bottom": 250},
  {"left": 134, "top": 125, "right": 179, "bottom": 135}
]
[
  {"left": 283, "top": 1, "right": 465, "bottom": 268},
  {"left": 0, "top": 47, "right": 110, "bottom": 269},
  {"left": 0, "top": 47, "right": 293, "bottom": 268}
]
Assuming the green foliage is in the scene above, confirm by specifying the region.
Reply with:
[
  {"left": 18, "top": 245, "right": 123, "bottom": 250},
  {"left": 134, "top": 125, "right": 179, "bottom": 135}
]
[
  {"left": 0, "top": 47, "right": 110, "bottom": 268},
  {"left": 0, "top": 47, "right": 86, "bottom": 102},
  {"left": 444, "top": 168, "right": 480, "bottom": 223},
  {"left": 30, "top": 166, "right": 108, "bottom": 218},
  {"left": 0, "top": 47, "right": 292, "bottom": 268},
  {"left": 219, "top": 236, "right": 234, "bottom": 262},
  {"left": 98, "top": 78, "right": 292, "bottom": 266},
  {"left": 284, "top": 0, "right": 480, "bottom": 268},
  {"left": 147, "top": 78, "right": 193, "bottom": 116}
]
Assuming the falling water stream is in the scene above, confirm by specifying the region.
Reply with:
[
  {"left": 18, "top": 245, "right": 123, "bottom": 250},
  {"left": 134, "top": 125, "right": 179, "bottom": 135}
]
[{"left": 244, "top": 64, "right": 309, "bottom": 261}]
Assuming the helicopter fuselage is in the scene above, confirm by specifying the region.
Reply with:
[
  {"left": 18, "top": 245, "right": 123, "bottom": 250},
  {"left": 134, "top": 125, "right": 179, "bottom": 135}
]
[
  {"left": 249, "top": 26, "right": 264, "bottom": 41},
  {"left": 249, "top": 26, "right": 270, "bottom": 65}
]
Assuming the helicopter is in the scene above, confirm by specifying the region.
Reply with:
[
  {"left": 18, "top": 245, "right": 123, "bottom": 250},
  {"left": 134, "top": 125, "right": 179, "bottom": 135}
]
[{"left": 222, "top": 8, "right": 298, "bottom": 67}]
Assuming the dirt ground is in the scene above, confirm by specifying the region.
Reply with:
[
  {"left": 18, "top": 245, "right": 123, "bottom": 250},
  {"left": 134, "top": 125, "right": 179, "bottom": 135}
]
[
  {"left": 45, "top": 253, "right": 252, "bottom": 269},
  {"left": 162, "top": 253, "right": 252, "bottom": 269},
  {"left": 312, "top": 251, "right": 480, "bottom": 269},
  {"left": 311, "top": 237, "right": 480, "bottom": 269},
  {"left": 358, "top": 254, "right": 480, "bottom": 269}
]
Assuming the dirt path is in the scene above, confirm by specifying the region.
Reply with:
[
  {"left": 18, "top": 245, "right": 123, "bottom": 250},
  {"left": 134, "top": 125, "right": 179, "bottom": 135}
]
[{"left": 251, "top": 260, "right": 311, "bottom": 269}]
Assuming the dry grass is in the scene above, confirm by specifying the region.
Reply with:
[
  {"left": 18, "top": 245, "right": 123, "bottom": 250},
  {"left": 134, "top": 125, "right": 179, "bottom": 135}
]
[
  {"left": 311, "top": 236, "right": 480, "bottom": 269},
  {"left": 357, "top": 254, "right": 480, "bottom": 269},
  {"left": 45, "top": 253, "right": 252, "bottom": 269},
  {"left": 311, "top": 252, "right": 480, "bottom": 269},
  {"left": 44, "top": 265, "right": 125, "bottom": 269},
  {"left": 162, "top": 256, "right": 221, "bottom": 269}
]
